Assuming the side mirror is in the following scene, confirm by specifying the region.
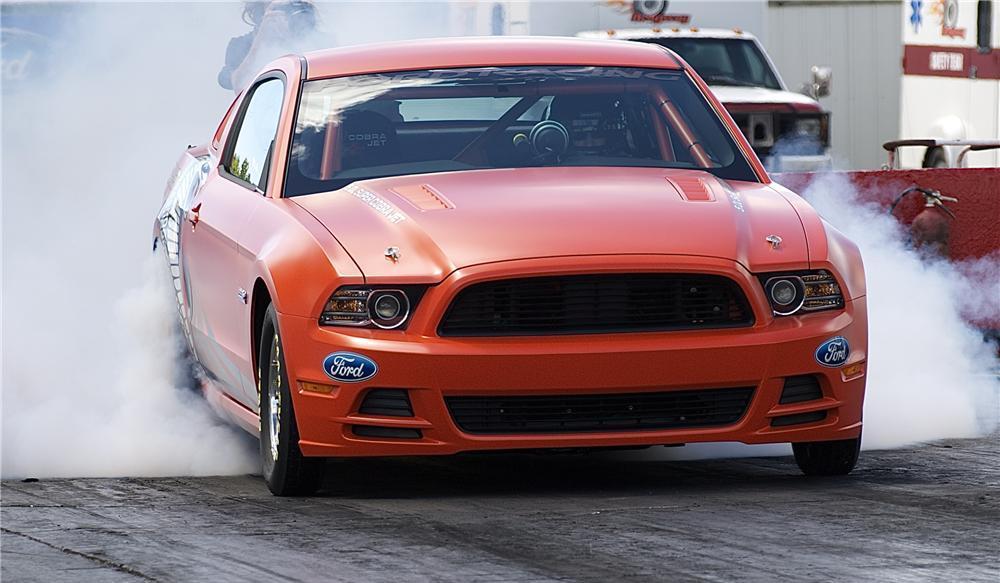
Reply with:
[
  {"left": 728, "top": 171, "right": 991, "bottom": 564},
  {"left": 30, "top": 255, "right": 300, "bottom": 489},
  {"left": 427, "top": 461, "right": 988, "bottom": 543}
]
[{"left": 801, "top": 66, "right": 832, "bottom": 99}]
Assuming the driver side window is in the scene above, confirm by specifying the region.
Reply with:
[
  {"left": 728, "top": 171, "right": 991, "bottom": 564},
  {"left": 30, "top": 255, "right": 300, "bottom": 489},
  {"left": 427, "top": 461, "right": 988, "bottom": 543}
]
[{"left": 226, "top": 78, "right": 284, "bottom": 192}]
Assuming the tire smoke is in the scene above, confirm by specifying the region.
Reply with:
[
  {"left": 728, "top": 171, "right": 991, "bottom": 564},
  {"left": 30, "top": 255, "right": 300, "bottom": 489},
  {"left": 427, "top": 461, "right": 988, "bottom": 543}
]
[
  {"left": 1, "top": 4, "right": 259, "bottom": 479},
  {"left": 1, "top": 2, "right": 456, "bottom": 479},
  {"left": 2, "top": 256, "right": 258, "bottom": 478},
  {"left": 799, "top": 172, "right": 999, "bottom": 449}
]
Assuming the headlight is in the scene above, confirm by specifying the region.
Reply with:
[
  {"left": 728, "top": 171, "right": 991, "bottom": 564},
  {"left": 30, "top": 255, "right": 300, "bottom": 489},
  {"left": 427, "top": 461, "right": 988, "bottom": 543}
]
[
  {"left": 368, "top": 291, "right": 409, "bottom": 329},
  {"left": 766, "top": 278, "right": 801, "bottom": 314},
  {"left": 761, "top": 270, "right": 843, "bottom": 316},
  {"left": 793, "top": 118, "right": 822, "bottom": 138},
  {"left": 320, "top": 287, "right": 415, "bottom": 329}
]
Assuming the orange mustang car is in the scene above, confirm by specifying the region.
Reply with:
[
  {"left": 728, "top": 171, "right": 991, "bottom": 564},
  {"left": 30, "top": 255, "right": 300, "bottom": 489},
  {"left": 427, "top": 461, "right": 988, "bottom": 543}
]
[{"left": 155, "top": 37, "right": 867, "bottom": 495}]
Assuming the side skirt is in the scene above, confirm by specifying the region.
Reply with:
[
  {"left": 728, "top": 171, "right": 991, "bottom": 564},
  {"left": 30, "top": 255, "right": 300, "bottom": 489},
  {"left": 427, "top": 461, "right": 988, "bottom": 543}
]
[{"left": 201, "top": 378, "right": 260, "bottom": 437}]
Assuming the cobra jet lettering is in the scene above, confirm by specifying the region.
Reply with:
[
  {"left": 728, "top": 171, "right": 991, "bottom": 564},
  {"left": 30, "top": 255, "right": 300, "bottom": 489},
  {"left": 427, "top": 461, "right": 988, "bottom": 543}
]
[
  {"left": 348, "top": 132, "right": 388, "bottom": 147},
  {"left": 347, "top": 185, "right": 407, "bottom": 224}
]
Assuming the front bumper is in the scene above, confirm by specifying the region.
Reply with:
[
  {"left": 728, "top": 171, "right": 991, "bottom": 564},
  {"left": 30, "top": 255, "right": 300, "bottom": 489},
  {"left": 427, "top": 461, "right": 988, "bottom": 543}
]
[{"left": 278, "top": 257, "right": 867, "bottom": 457}]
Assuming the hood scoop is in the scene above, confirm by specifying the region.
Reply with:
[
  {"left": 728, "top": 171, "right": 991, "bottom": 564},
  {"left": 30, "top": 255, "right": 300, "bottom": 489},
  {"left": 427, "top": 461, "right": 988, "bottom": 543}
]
[
  {"left": 666, "top": 175, "right": 716, "bottom": 202},
  {"left": 390, "top": 183, "right": 455, "bottom": 211}
]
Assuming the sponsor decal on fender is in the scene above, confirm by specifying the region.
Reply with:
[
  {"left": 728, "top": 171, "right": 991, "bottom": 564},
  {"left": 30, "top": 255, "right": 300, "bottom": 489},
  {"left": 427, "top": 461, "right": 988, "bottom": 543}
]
[
  {"left": 323, "top": 352, "right": 378, "bottom": 382},
  {"left": 815, "top": 336, "right": 850, "bottom": 368}
]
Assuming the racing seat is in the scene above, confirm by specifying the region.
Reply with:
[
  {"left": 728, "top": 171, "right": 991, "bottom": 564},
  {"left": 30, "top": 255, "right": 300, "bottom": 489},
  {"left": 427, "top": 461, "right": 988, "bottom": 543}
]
[{"left": 547, "top": 95, "right": 628, "bottom": 157}]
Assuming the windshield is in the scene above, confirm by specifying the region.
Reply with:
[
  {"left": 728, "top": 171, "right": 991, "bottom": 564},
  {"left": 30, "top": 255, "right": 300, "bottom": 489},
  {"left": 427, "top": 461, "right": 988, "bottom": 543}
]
[
  {"left": 284, "top": 66, "right": 757, "bottom": 197},
  {"left": 640, "top": 38, "right": 782, "bottom": 90}
]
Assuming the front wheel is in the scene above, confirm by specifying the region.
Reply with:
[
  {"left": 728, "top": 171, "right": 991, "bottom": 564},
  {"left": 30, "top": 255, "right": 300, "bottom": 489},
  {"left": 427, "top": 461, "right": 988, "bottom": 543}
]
[
  {"left": 792, "top": 437, "right": 861, "bottom": 476},
  {"left": 259, "top": 305, "right": 325, "bottom": 496}
]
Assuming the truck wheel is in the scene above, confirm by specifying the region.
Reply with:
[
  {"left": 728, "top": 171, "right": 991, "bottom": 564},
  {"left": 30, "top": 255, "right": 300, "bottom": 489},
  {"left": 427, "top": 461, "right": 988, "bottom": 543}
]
[
  {"left": 923, "top": 147, "right": 948, "bottom": 168},
  {"left": 259, "top": 305, "right": 325, "bottom": 496},
  {"left": 792, "top": 437, "right": 860, "bottom": 476}
]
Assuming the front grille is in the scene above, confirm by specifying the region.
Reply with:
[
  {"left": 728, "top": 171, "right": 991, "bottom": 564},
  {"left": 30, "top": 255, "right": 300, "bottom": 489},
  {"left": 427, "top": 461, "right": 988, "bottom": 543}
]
[
  {"left": 439, "top": 274, "right": 754, "bottom": 336},
  {"left": 445, "top": 387, "right": 755, "bottom": 435}
]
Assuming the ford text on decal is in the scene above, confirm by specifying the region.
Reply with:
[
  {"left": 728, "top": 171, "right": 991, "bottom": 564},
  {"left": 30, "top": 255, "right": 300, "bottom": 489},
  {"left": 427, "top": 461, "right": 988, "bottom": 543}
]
[
  {"left": 154, "top": 37, "right": 868, "bottom": 496},
  {"left": 816, "top": 337, "right": 851, "bottom": 368},
  {"left": 323, "top": 352, "right": 378, "bottom": 383}
]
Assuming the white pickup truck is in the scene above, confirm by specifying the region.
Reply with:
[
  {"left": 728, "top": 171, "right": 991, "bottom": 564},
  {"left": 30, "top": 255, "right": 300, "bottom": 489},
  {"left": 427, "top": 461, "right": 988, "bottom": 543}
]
[{"left": 578, "top": 27, "right": 832, "bottom": 172}]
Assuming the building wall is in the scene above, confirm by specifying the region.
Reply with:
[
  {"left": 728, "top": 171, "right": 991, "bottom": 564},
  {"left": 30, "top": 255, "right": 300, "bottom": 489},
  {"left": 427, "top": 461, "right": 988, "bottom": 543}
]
[{"left": 765, "top": 0, "right": 903, "bottom": 169}]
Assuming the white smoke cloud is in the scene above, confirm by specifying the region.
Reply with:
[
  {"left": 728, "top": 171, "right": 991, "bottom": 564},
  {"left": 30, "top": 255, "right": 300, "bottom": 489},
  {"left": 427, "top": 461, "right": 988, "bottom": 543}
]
[
  {"left": 0, "top": 1, "right": 461, "bottom": 479},
  {"left": 800, "top": 172, "right": 999, "bottom": 449},
  {"left": 2, "top": 256, "right": 257, "bottom": 478},
  {"left": 1, "top": 3, "right": 256, "bottom": 479}
]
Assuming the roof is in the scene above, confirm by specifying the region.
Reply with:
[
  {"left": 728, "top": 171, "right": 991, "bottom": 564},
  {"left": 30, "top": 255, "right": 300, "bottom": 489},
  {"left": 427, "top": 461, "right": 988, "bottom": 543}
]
[
  {"left": 577, "top": 27, "right": 759, "bottom": 41},
  {"left": 303, "top": 36, "right": 682, "bottom": 80}
]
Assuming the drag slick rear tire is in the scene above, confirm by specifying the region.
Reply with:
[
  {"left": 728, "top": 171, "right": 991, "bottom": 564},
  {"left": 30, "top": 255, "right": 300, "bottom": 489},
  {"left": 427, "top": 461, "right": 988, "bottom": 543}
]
[
  {"left": 792, "top": 437, "right": 861, "bottom": 476},
  {"left": 259, "top": 305, "right": 325, "bottom": 496}
]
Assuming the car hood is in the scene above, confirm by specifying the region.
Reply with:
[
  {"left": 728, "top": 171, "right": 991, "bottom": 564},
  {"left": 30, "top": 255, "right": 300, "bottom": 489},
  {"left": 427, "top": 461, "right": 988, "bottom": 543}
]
[
  {"left": 292, "top": 167, "right": 813, "bottom": 282},
  {"left": 708, "top": 85, "right": 821, "bottom": 109}
]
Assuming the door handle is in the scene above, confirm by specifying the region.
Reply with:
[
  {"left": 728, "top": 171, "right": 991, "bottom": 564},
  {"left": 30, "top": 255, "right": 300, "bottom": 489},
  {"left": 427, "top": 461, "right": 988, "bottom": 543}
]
[{"left": 187, "top": 203, "right": 202, "bottom": 229}]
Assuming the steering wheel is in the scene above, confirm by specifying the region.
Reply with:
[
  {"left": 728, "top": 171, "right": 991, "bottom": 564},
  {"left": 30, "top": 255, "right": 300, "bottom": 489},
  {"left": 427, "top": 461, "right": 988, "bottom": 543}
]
[{"left": 526, "top": 120, "right": 569, "bottom": 162}]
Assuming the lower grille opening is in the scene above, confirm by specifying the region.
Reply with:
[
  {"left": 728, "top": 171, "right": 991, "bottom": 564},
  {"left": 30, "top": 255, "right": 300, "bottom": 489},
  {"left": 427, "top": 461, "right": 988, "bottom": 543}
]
[
  {"left": 770, "top": 410, "right": 827, "bottom": 427},
  {"left": 358, "top": 389, "right": 413, "bottom": 417},
  {"left": 446, "top": 387, "right": 755, "bottom": 435},
  {"left": 352, "top": 425, "right": 422, "bottom": 439},
  {"left": 779, "top": 375, "right": 823, "bottom": 404}
]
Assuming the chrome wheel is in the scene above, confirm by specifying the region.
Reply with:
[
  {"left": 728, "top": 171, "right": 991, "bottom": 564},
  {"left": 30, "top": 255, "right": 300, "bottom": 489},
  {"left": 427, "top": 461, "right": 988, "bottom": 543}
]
[
  {"left": 258, "top": 304, "right": 324, "bottom": 496},
  {"left": 267, "top": 333, "right": 281, "bottom": 463}
]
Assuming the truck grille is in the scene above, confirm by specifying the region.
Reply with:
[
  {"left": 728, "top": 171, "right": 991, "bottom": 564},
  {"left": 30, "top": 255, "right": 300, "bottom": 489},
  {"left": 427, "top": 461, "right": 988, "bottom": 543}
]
[
  {"left": 446, "top": 387, "right": 755, "bottom": 435},
  {"left": 438, "top": 274, "right": 753, "bottom": 336}
]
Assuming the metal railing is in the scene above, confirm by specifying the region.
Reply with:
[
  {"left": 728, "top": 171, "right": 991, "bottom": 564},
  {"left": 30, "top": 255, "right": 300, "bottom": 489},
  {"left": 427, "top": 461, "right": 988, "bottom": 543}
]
[{"left": 882, "top": 139, "right": 1000, "bottom": 169}]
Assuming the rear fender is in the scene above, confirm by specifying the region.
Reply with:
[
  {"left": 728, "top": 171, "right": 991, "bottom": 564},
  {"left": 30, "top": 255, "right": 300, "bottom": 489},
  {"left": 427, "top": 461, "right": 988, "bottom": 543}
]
[{"left": 155, "top": 149, "right": 213, "bottom": 349}]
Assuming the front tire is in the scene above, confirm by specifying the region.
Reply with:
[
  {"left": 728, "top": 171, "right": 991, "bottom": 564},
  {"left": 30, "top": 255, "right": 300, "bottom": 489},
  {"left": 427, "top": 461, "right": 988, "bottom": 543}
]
[
  {"left": 259, "top": 305, "right": 325, "bottom": 496},
  {"left": 792, "top": 437, "right": 861, "bottom": 476}
]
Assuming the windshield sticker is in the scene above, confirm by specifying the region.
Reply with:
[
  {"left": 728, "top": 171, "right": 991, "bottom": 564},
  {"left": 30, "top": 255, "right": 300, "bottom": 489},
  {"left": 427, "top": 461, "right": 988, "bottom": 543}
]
[
  {"left": 346, "top": 185, "right": 407, "bottom": 224},
  {"left": 335, "top": 67, "right": 683, "bottom": 87}
]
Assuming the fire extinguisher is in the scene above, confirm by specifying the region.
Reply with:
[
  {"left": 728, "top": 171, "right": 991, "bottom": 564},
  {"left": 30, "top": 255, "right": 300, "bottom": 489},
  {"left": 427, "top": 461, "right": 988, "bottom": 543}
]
[{"left": 889, "top": 186, "right": 959, "bottom": 256}]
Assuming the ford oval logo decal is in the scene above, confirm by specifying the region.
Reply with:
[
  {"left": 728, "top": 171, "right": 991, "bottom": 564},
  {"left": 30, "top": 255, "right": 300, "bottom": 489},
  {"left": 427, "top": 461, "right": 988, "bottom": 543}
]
[
  {"left": 323, "top": 352, "right": 378, "bottom": 383},
  {"left": 815, "top": 336, "right": 850, "bottom": 368}
]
